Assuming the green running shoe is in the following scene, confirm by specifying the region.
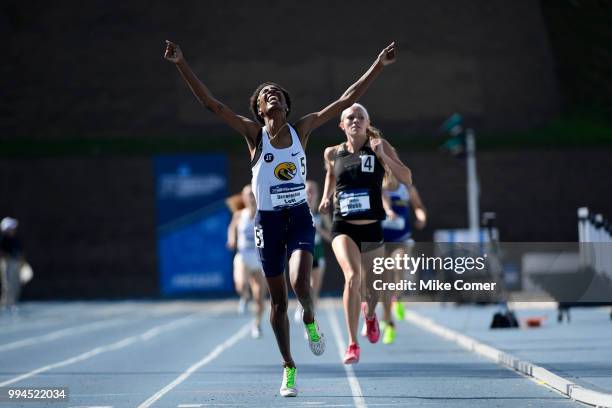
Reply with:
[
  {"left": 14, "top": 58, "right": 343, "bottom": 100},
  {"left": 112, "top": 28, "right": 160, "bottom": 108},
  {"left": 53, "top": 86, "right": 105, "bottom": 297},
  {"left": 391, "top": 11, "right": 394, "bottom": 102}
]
[
  {"left": 280, "top": 366, "right": 298, "bottom": 397},
  {"left": 383, "top": 322, "right": 396, "bottom": 344},
  {"left": 305, "top": 320, "right": 326, "bottom": 356},
  {"left": 393, "top": 300, "right": 405, "bottom": 321},
  {"left": 379, "top": 320, "right": 388, "bottom": 333}
]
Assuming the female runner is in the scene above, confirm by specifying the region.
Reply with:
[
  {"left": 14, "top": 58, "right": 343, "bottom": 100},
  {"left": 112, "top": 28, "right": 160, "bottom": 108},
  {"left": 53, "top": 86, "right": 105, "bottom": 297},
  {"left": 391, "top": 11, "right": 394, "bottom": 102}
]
[
  {"left": 227, "top": 185, "right": 268, "bottom": 338},
  {"left": 319, "top": 103, "right": 412, "bottom": 364},
  {"left": 164, "top": 41, "right": 396, "bottom": 395}
]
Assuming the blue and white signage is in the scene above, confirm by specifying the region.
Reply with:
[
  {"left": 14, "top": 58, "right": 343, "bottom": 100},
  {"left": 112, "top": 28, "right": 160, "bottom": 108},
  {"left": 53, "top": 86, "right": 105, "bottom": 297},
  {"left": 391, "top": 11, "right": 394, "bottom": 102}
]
[{"left": 154, "top": 155, "right": 232, "bottom": 296}]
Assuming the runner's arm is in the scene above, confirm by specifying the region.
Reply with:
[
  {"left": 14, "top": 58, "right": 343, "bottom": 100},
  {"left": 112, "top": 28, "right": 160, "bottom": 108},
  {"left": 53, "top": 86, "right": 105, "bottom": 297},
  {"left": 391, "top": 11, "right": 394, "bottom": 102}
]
[
  {"left": 409, "top": 186, "right": 427, "bottom": 229},
  {"left": 226, "top": 212, "right": 240, "bottom": 250},
  {"left": 318, "top": 146, "right": 338, "bottom": 215},
  {"left": 370, "top": 138, "right": 412, "bottom": 186},
  {"left": 164, "top": 41, "right": 260, "bottom": 150},
  {"left": 294, "top": 42, "right": 396, "bottom": 143}
]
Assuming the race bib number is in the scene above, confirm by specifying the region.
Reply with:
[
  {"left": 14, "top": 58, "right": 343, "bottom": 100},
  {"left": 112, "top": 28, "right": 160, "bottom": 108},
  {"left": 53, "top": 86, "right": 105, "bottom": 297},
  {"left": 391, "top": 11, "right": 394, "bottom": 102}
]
[
  {"left": 254, "top": 225, "right": 264, "bottom": 248},
  {"left": 361, "top": 155, "right": 375, "bottom": 173},
  {"left": 270, "top": 183, "right": 306, "bottom": 210},
  {"left": 339, "top": 189, "right": 371, "bottom": 216}
]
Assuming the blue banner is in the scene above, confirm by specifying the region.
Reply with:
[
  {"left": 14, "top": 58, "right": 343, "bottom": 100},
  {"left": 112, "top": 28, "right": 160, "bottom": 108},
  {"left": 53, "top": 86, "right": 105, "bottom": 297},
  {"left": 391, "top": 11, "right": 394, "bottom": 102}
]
[{"left": 154, "top": 155, "right": 232, "bottom": 296}]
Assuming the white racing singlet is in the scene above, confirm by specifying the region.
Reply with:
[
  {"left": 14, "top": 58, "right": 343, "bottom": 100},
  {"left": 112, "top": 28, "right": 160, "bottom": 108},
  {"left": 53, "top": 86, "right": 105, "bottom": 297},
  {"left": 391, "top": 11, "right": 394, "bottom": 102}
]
[
  {"left": 237, "top": 209, "right": 256, "bottom": 252},
  {"left": 236, "top": 208, "right": 260, "bottom": 271},
  {"left": 251, "top": 125, "right": 307, "bottom": 211}
]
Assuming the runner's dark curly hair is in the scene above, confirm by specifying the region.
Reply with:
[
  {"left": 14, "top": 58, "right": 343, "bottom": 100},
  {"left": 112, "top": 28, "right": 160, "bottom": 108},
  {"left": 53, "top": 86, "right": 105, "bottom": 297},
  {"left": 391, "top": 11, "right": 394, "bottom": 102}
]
[{"left": 249, "top": 82, "right": 292, "bottom": 125}]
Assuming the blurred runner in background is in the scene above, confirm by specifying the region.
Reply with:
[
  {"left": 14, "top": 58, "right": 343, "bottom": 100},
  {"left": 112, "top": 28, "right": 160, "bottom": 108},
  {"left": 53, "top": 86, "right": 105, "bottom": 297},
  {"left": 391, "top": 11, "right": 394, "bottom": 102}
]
[
  {"left": 1, "top": 217, "right": 26, "bottom": 314},
  {"left": 227, "top": 185, "right": 268, "bottom": 338},
  {"left": 379, "top": 174, "right": 427, "bottom": 344}
]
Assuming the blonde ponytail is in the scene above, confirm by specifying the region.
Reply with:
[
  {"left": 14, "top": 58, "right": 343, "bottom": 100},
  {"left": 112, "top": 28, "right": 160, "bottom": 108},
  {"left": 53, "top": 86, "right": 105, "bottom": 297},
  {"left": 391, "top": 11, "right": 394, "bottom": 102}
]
[
  {"left": 366, "top": 124, "right": 383, "bottom": 139},
  {"left": 225, "top": 193, "right": 245, "bottom": 213}
]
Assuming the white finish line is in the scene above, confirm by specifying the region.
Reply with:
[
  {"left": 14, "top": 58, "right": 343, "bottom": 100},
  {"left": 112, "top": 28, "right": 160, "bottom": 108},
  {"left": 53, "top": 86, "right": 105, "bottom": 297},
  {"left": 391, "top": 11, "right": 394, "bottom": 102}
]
[{"left": 404, "top": 309, "right": 612, "bottom": 408}]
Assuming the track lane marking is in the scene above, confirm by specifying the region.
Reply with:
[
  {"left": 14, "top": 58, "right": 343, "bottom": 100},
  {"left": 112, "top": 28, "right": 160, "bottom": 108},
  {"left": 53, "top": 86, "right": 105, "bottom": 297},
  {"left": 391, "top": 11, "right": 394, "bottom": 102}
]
[
  {"left": 326, "top": 307, "right": 367, "bottom": 408},
  {"left": 137, "top": 323, "right": 251, "bottom": 408},
  {"left": 404, "top": 309, "right": 612, "bottom": 408},
  {"left": 0, "top": 313, "right": 201, "bottom": 387},
  {"left": 0, "top": 317, "right": 132, "bottom": 352}
]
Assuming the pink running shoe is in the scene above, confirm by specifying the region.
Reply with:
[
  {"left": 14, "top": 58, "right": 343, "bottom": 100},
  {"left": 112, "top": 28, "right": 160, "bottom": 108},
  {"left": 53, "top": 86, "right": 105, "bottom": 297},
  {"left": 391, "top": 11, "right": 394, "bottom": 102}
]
[
  {"left": 343, "top": 342, "right": 360, "bottom": 364},
  {"left": 363, "top": 309, "right": 380, "bottom": 344}
]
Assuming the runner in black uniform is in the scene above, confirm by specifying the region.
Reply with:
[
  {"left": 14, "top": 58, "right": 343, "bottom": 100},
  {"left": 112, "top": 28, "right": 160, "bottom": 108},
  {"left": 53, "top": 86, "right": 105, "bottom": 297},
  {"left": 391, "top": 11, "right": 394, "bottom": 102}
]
[
  {"left": 319, "top": 103, "right": 412, "bottom": 364},
  {"left": 164, "top": 40, "right": 396, "bottom": 396}
]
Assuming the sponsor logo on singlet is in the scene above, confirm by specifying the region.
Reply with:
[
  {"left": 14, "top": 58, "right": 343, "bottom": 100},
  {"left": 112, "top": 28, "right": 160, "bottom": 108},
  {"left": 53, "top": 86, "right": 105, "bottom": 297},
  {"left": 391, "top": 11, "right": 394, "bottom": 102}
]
[
  {"left": 264, "top": 153, "right": 274, "bottom": 163},
  {"left": 274, "top": 162, "right": 297, "bottom": 181}
]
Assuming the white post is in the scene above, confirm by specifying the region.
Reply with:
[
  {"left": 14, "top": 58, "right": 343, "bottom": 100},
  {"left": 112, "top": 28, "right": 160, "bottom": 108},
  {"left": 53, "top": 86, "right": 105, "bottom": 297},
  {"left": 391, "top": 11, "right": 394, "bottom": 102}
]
[
  {"left": 577, "top": 207, "right": 589, "bottom": 268},
  {"left": 466, "top": 129, "right": 479, "bottom": 242},
  {"left": 595, "top": 214, "right": 604, "bottom": 274}
]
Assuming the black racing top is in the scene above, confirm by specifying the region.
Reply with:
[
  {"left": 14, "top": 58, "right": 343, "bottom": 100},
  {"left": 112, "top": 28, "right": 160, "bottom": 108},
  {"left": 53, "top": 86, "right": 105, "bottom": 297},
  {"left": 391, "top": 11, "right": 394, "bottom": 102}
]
[{"left": 332, "top": 139, "right": 386, "bottom": 221}]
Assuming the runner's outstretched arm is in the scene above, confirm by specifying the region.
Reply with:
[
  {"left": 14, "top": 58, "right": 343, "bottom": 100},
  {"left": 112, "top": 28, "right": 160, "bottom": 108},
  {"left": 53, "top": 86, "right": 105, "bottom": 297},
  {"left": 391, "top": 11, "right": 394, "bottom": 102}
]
[
  {"left": 164, "top": 40, "right": 260, "bottom": 151},
  {"left": 295, "top": 42, "right": 397, "bottom": 143}
]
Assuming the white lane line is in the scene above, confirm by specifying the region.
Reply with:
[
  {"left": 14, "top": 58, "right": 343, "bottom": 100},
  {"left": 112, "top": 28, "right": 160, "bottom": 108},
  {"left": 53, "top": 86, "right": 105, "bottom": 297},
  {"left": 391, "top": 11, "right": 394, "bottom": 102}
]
[
  {"left": 0, "top": 318, "right": 68, "bottom": 334},
  {"left": 0, "top": 313, "right": 201, "bottom": 387},
  {"left": 0, "top": 317, "right": 132, "bottom": 352},
  {"left": 404, "top": 310, "right": 612, "bottom": 408},
  {"left": 0, "top": 304, "right": 141, "bottom": 334},
  {"left": 137, "top": 322, "right": 251, "bottom": 408},
  {"left": 326, "top": 307, "right": 367, "bottom": 408}
]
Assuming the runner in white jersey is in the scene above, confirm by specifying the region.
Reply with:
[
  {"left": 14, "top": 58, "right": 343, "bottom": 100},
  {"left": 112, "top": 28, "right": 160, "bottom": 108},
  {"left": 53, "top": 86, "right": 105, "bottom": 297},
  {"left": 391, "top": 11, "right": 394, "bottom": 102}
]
[
  {"left": 227, "top": 185, "right": 268, "bottom": 339},
  {"left": 226, "top": 192, "right": 251, "bottom": 314},
  {"left": 164, "top": 39, "right": 396, "bottom": 397},
  {"left": 251, "top": 124, "right": 308, "bottom": 211}
]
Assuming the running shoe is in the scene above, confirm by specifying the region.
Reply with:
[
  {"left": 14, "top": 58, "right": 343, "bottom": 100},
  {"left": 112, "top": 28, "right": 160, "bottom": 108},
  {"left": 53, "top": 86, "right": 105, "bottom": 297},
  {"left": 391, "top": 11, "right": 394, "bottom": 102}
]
[
  {"left": 280, "top": 366, "right": 298, "bottom": 397},
  {"left": 363, "top": 312, "right": 380, "bottom": 343},
  {"left": 393, "top": 299, "right": 405, "bottom": 321},
  {"left": 251, "top": 323, "right": 261, "bottom": 339},
  {"left": 294, "top": 304, "right": 303, "bottom": 323},
  {"left": 379, "top": 320, "right": 388, "bottom": 334},
  {"left": 304, "top": 320, "right": 326, "bottom": 356},
  {"left": 343, "top": 342, "right": 360, "bottom": 364},
  {"left": 382, "top": 322, "right": 396, "bottom": 344}
]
